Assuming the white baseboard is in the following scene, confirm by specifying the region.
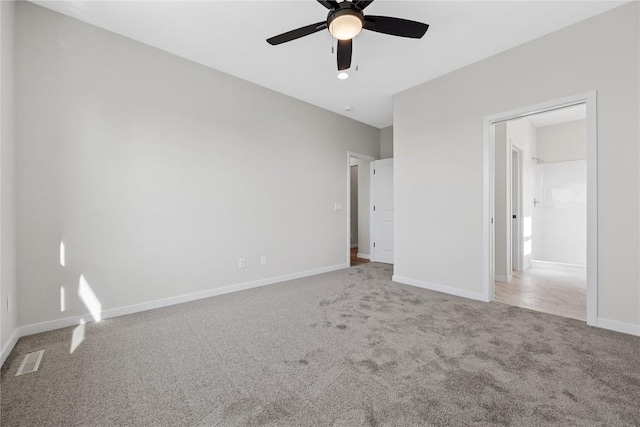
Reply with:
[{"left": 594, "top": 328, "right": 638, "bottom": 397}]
[
  {"left": 596, "top": 318, "right": 640, "bottom": 336},
  {"left": 494, "top": 274, "right": 512, "bottom": 282},
  {"left": 350, "top": 243, "right": 358, "bottom": 248},
  {"left": 1, "top": 329, "right": 21, "bottom": 366},
  {"left": 1, "top": 263, "right": 349, "bottom": 367},
  {"left": 392, "top": 275, "right": 489, "bottom": 302},
  {"left": 530, "top": 260, "right": 586, "bottom": 273},
  {"left": 356, "top": 253, "right": 370, "bottom": 260}
]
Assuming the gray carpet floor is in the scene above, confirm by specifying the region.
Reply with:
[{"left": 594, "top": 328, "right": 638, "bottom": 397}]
[{"left": 1, "top": 263, "right": 639, "bottom": 426}]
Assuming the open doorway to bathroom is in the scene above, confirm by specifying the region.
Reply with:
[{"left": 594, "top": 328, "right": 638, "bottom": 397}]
[{"left": 492, "top": 104, "right": 588, "bottom": 321}]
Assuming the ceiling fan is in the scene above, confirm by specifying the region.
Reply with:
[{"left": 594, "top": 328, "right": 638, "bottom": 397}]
[{"left": 266, "top": 0, "right": 429, "bottom": 71}]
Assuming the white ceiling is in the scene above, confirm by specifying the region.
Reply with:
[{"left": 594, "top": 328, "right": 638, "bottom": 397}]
[{"left": 31, "top": 0, "right": 626, "bottom": 128}]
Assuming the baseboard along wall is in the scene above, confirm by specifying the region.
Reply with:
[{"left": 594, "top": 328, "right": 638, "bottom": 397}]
[
  {"left": 393, "top": 275, "right": 490, "bottom": 303},
  {"left": 1, "top": 263, "right": 349, "bottom": 366},
  {"left": 393, "top": 275, "right": 640, "bottom": 337},
  {"left": 4, "top": 265, "right": 638, "bottom": 366}
]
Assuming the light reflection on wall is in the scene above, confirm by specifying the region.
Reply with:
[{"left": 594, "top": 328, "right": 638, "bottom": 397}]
[
  {"left": 524, "top": 217, "right": 532, "bottom": 238},
  {"left": 60, "top": 241, "right": 66, "bottom": 267},
  {"left": 60, "top": 286, "right": 66, "bottom": 312}
]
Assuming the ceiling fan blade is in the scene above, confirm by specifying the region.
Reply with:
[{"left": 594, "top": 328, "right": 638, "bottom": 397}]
[
  {"left": 337, "top": 39, "right": 352, "bottom": 71},
  {"left": 266, "top": 21, "right": 328, "bottom": 45},
  {"left": 364, "top": 15, "right": 429, "bottom": 39},
  {"left": 354, "top": 0, "right": 375, "bottom": 10},
  {"left": 317, "top": 0, "right": 339, "bottom": 9}
]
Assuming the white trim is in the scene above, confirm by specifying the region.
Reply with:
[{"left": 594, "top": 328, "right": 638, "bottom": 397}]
[
  {"left": 483, "top": 91, "right": 598, "bottom": 326},
  {"left": 1, "top": 328, "right": 20, "bottom": 366},
  {"left": 393, "top": 275, "right": 489, "bottom": 302},
  {"left": 356, "top": 253, "right": 370, "bottom": 260},
  {"left": 494, "top": 274, "right": 511, "bottom": 282},
  {"left": 530, "top": 259, "right": 586, "bottom": 273},
  {"left": 596, "top": 318, "right": 640, "bottom": 336},
  {"left": 1, "top": 263, "right": 348, "bottom": 366},
  {"left": 584, "top": 91, "right": 598, "bottom": 327},
  {"left": 483, "top": 116, "right": 495, "bottom": 308},
  {"left": 347, "top": 152, "right": 376, "bottom": 267}
]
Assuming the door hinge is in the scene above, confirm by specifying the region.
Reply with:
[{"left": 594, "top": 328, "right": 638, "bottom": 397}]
[
  {"left": 373, "top": 242, "right": 376, "bottom": 248},
  {"left": 373, "top": 206, "right": 376, "bottom": 211},
  {"left": 491, "top": 218, "right": 494, "bottom": 224},
  {"left": 373, "top": 169, "right": 376, "bottom": 174}
]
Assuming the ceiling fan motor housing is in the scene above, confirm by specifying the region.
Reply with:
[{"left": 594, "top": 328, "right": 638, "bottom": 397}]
[{"left": 327, "top": 3, "right": 365, "bottom": 40}]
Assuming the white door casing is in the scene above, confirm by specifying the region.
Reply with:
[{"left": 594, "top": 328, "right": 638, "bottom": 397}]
[
  {"left": 371, "top": 159, "right": 394, "bottom": 264},
  {"left": 483, "top": 91, "right": 597, "bottom": 325}
]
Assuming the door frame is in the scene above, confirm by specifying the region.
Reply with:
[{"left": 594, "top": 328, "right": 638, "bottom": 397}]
[
  {"left": 346, "top": 152, "right": 376, "bottom": 266},
  {"left": 483, "top": 91, "right": 597, "bottom": 325}
]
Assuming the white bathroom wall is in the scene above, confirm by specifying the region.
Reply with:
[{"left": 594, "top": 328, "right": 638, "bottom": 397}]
[
  {"left": 531, "top": 119, "right": 587, "bottom": 265},
  {"left": 531, "top": 160, "right": 587, "bottom": 265}
]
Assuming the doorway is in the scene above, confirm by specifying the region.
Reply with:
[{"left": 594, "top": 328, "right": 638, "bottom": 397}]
[
  {"left": 485, "top": 92, "right": 597, "bottom": 325},
  {"left": 347, "top": 152, "right": 375, "bottom": 267}
]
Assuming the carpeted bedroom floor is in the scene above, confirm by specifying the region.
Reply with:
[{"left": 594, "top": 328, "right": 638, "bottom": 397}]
[{"left": 1, "top": 263, "right": 639, "bottom": 426}]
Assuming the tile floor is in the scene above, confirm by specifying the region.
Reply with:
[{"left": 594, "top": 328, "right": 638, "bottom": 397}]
[{"left": 495, "top": 266, "right": 586, "bottom": 321}]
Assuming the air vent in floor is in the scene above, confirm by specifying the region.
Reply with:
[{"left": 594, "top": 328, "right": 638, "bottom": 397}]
[{"left": 15, "top": 350, "right": 44, "bottom": 376}]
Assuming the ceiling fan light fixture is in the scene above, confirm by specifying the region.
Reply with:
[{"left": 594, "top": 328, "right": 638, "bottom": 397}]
[{"left": 328, "top": 10, "right": 363, "bottom": 40}]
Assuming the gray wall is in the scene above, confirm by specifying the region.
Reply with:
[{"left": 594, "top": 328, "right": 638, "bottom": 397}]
[
  {"left": 394, "top": 2, "right": 639, "bottom": 329},
  {"left": 356, "top": 159, "right": 371, "bottom": 257},
  {"left": 380, "top": 126, "right": 393, "bottom": 159},
  {"left": 15, "top": 2, "right": 379, "bottom": 327},
  {"left": 1, "top": 0, "right": 18, "bottom": 358}
]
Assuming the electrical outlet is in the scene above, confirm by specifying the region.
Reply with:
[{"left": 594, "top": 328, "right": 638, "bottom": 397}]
[
  {"left": 260, "top": 256, "right": 267, "bottom": 266},
  {"left": 238, "top": 258, "right": 246, "bottom": 269}
]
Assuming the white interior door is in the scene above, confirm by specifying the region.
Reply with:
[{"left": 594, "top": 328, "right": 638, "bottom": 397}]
[{"left": 371, "top": 159, "right": 394, "bottom": 264}]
